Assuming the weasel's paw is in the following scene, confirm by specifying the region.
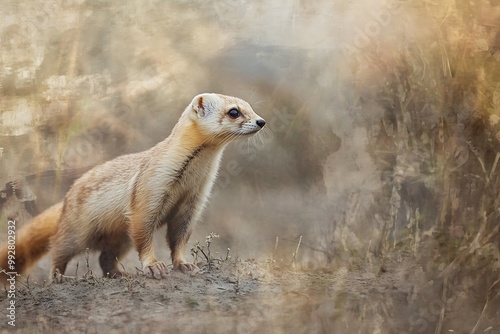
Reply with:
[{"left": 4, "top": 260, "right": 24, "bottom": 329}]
[
  {"left": 52, "top": 268, "right": 65, "bottom": 283},
  {"left": 175, "top": 262, "right": 199, "bottom": 273},
  {"left": 143, "top": 261, "right": 169, "bottom": 279}
]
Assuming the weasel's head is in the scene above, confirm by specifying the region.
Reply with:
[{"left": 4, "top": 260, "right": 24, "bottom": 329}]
[{"left": 188, "top": 93, "right": 265, "bottom": 143}]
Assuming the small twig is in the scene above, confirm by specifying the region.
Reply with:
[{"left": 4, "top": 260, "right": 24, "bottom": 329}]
[
  {"left": 19, "top": 275, "right": 34, "bottom": 297},
  {"left": 197, "top": 245, "right": 211, "bottom": 270},
  {"left": 75, "top": 261, "right": 79, "bottom": 278},
  {"left": 439, "top": 211, "right": 489, "bottom": 278},
  {"left": 488, "top": 152, "right": 500, "bottom": 181},
  {"left": 471, "top": 278, "right": 500, "bottom": 334},
  {"left": 205, "top": 232, "right": 219, "bottom": 263},
  {"left": 292, "top": 236, "right": 303, "bottom": 266},
  {"left": 471, "top": 298, "right": 489, "bottom": 334},
  {"left": 466, "top": 140, "right": 489, "bottom": 183},
  {"left": 434, "top": 276, "right": 448, "bottom": 334},
  {"left": 365, "top": 240, "right": 372, "bottom": 260},
  {"left": 197, "top": 245, "right": 210, "bottom": 262},
  {"left": 85, "top": 248, "right": 91, "bottom": 271},
  {"left": 273, "top": 237, "right": 279, "bottom": 261},
  {"left": 123, "top": 275, "right": 133, "bottom": 292},
  {"left": 225, "top": 248, "right": 231, "bottom": 261},
  {"left": 83, "top": 270, "right": 95, "bottom": 280}
]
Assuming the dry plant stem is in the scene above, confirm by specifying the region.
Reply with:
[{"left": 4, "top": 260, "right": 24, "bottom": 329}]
[
  {"left": 489, "top": 152, "right": 500, "bottom": 180},
  {"left": 427, "top": 3, "right": 452, "bottom": 78},
  {"left": 481, "top": 223, "right": 500, "bottom": 247},
  {"left": 295, "top": 235, "right": 302, "bottom": 256},
  {"left": 471, "top": 278, "right": 500, "bottom": 334},
  {"left": 207, "top": 242, "right": 211, "bottom": 260},
  {"left": 365, "top": 240, "right": 372, "bottom": 260},
  {"left": 471, "top": 299, "right": 489, "bottom": 334},
  {"left": 439, "top": 196, "right": 489, "bottom": 279},
  {"left": 83, "top": 248, "right": 95, "bottom": 279},
  {"left": 196, "top": 245, "right": 211, "bottom": 269},
  {"left": 196, "top": 245, "right": 209, "bottom": 262},
  {"left": 466, "top": 140, "right": 489, "bottom": 183},
  {"left": 83, "top": 270, "right": 95, "bottom": 280},
  {"left": 85, "top": 248, "right": 90, "bottom": 271},
  {"left": 273, "top": 236, "right": 279, "bottom": 261},
  {"left": 434, "top": 276, "right": 448, "bottom": 334},
  {"left": 20, "top": 275, "right": 33, "bottom": 297},
  {"left": 365, "top": 239, "right": 373, "bottom": 270},
  {"left": 292, "top": 236, "right": 302, "bottom": 266}
]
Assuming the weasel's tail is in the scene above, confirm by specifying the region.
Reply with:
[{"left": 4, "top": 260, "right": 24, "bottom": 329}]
[{"left": 0, "top": 202, "right": 62, "bottom": 285}]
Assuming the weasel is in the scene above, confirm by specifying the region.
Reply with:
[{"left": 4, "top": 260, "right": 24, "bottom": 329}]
[{"left": 0, "top": 93, "right": 265, "bottom": 283}]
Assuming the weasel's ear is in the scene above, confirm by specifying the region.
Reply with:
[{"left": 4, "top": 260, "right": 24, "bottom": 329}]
[
  {"left": 192, "top": 94, "right": 207, "bottom": 117},
  {"left": 192, "top": 93, "right": 216, "bottom": 118}
]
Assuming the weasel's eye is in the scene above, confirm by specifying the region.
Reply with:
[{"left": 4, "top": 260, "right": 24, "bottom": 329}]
[{"left": 227, "top": 108, "right": 241, "bottom": 119}]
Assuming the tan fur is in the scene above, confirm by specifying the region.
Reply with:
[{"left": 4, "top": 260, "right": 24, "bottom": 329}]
[
  {"left": 0, "top": 202, "right": 62, "bottom": 285},
  {"left": 0, "top": 94, "right": 265, "bottom": 282}
]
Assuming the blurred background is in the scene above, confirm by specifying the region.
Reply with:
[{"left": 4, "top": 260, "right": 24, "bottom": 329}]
[{"left": 1, "top": 0, "right": 500, "bottom": 331}]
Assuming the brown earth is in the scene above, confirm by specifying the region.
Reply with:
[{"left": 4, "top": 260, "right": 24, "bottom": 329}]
[{"left": 0, "top": 249, "right": 498, "bottom": 334}]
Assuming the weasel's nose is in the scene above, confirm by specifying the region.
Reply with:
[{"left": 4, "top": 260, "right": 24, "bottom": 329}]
[{"left": 256, "top": 119, "right": 266, "bottom": 128}]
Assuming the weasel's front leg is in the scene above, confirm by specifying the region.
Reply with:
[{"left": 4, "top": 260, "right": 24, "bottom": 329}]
[
  {"left": 167, "top": 218, "right": 198, "bottom": 273},
  {"left": 130, "top": 216, "right": 169, "bottom": 279}
]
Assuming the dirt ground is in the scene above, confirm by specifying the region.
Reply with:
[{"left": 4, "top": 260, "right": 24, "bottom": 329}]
[{"left": 0, "top": 249, "right": 498, "bottom": 334}]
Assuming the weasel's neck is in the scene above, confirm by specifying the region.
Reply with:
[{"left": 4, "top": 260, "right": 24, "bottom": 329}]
[
  {"left": 151, "top": 117, "right": 227, "bottom": 180},
  {"left": 165, "top": 116, "right": 223, "bottom": 152}
]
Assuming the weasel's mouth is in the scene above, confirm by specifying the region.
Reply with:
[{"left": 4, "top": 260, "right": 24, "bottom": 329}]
[
  {"left": 237, "top": 128, "right": 261, "bottom": 137},
  {"left": 225, "top": 128, "right": 261, "bottom": 139}
]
